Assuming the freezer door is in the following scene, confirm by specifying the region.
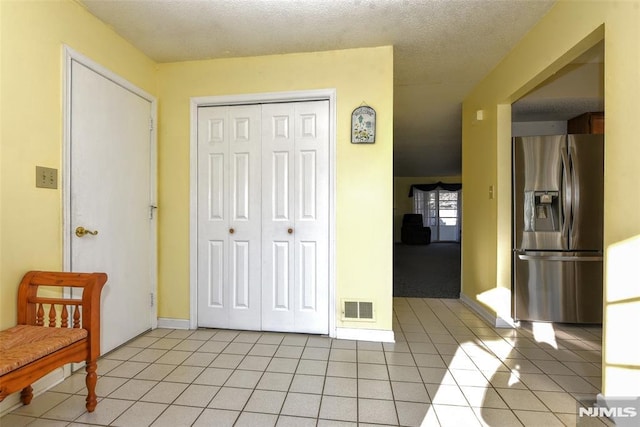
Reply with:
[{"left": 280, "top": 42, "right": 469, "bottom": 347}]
[
  {"left": 568, "top": 135, "right": 604, "bottom": 251},
  {"left": 513, "top": 251, "right": 603, "bottom": 323},
  {"left": 513, "top": 136, "right": 568, "bottom": 251}
]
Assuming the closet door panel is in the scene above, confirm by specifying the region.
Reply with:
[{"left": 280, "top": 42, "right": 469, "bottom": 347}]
[
  {"left": 262, "top": 101, "right": 329, "bottom": 333},
  {"left": 262, "top": 103, "right": 296, "bottom": 331},
  {"left": 198, "top": 107, "right": 230, "bottom": 328},
  {"left": 292, "top": 101, "right": 329, "bottom": 333},
  {"left": 227, "top": 105, "right": 262, "bottom": 330},
  {"left": 198, "top": 105, "right": 261, "bottom": 330}
]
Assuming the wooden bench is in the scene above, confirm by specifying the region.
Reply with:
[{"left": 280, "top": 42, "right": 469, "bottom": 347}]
[{"left": 0, "top": 271, "right": 107, "bottom": 412}]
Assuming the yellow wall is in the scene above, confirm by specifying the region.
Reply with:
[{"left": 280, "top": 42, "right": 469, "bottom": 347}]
[
  {"left": 462, "top": 1, "right": 640, "bottom": 398},
  {"left": 157, "top": 47, "right": 395, "bottom": 331},
  {"left": 393, "top": 176, "right": 461, "bottom": 242},
  {"left": 0, "top": 1, "right": 394, "bottom": 334},
  {"left": 0, "top": 0, "right": 157, "bottom": 329}
]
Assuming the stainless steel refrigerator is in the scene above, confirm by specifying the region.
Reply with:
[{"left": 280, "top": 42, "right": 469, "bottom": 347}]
[{"left": 512, "top": 134, "right": 604, "bottom": 323}]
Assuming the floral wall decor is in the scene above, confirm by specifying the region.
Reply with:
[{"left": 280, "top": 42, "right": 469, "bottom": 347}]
[{"left": 351, "top": 105, "right": 376, "bottom": 143}]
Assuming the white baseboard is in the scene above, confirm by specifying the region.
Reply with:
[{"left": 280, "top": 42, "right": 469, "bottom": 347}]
[
  {"left": 156, "top": 318, "right": 394, "bottom": 342},
  {"left": 0, "top": 368, "right": 65, "bottom": 417},
  {"left": 460, "top": 294, "right": 515, "bottom": 328},
  {"left": 335, "top": 327, "right": 395, "bottom": 343},
  {"left": 156, "top": 318, "right": 191, "bottom": 330}
]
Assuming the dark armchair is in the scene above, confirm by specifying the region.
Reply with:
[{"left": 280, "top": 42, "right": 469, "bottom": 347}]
[{"left": 401, "top": 214, "right": 431, "bottom": 245}]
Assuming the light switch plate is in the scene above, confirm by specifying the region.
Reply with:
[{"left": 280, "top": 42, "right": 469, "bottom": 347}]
[{"left": 36, "top": 166, "right": 58, "bottom": 189}]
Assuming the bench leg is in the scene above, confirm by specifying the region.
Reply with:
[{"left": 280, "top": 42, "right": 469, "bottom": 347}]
[
  {"left": 20, "top": 386, "right": 33, "bottom": 405},
  {"left": 85, "top": 361, "right": 98, "bottom": 412}
]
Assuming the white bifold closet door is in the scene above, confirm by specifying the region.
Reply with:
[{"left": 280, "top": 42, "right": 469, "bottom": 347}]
[
  {"left": 197, "top": 100, "right": 329, "bottom": 334},
  {"left": 197, "top": 105, "right": 262, "bottom": 330},
  {"left": 261, "top": 102, "right": 329, "bottom": 333}
]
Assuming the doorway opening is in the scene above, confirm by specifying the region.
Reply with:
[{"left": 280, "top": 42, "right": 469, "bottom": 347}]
[
  {"left": 506, "top": 34, "right": 605, "bottom": 404},
  {"left": 394, "top": 182, "right": 462, "bottom": 299}
]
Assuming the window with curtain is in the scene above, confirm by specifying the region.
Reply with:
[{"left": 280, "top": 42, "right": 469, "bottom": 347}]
[{"left": 413, "top": 188, "right": 461, "bottom": 242}]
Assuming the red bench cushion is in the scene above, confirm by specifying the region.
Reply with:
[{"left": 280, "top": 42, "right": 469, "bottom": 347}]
[{"left": 0, "top": 325, "right": 87, "bottom": 376}]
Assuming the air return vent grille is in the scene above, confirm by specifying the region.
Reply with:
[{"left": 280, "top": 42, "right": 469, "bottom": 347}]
[{"left": 342, "top": 300, "right": 374, "bottom": 321}]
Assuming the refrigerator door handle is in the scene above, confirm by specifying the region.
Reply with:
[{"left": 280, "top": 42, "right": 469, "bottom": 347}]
[
  {"left": 560, "top": 146, "right": 571, "bottom": 247},
  {"left": 517, "top": 253, "right": 603, "bottom": 262},
  {"left": 569, "top": 142, "right": 579, "bottom": 245}
]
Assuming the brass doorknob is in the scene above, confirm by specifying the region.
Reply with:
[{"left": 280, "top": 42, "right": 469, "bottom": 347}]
[
  {"left": 229, "top": 228, "right": 235, "bottom": 234},
  {"left": 287, "top": 228, "right": 293, "bottom": 234},
  {"left": 75, "top": 226, "right": 98, "bottom": 237}
]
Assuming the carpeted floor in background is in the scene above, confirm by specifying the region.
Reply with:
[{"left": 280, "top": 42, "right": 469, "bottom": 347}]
[{"left": 393, "top": 242, "right": 461, "bottom": 298}]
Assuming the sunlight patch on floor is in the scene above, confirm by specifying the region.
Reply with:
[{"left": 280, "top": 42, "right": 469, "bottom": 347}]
[
  {"left": 423, "top": 338, "right": 509, "bottom": 426},
  {"left": 532, "top": 321, "right": 558, "bottom": 349}
]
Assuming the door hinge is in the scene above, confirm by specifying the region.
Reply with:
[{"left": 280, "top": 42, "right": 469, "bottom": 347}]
[
  {"left": 150, "top": 292, "right": 154, "bottom": 308},
  {"left": 149, "top": 117, "right": 154, "bottom": 131},
  {"left": 149, "top": 205, "right": 158, "bottom": 220}
]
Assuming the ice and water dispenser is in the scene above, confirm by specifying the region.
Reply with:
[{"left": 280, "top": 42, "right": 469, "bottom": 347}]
[{"left": 524, "top": 191, "right": 560, "bottom": 232}]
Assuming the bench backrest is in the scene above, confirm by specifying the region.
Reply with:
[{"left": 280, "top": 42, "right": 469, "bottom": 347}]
[{"left": 17, "top": 271, "right": 107, "bottom": 360}]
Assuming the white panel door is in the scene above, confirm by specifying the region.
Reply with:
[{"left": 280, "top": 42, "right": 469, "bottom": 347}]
[
  {"left": 70, "top": 60, "right": 154, "bottom": 354},
  {"left": 197, "top": 105, "right": 262, "bottom": 329},
  {"left": 262, "top": 101, "right": 329, "bottom": 333}
]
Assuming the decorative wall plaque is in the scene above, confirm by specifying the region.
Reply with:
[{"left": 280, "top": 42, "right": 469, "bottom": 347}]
[{"left": 351, "top": 105, "right": 376, "bottom": 144}]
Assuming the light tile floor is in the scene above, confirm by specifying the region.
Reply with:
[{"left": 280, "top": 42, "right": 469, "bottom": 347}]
[{"left": 1, "top": 298, "right": 610, "bottom": 426}]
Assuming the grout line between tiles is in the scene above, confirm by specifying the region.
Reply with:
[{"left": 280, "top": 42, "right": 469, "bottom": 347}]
[{"left": 2, "top": 299, "right": 605, "bottom": 427}]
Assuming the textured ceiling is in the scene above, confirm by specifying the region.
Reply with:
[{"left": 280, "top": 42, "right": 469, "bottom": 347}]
[{"left": 80, "top": 0, "right": 557, "bottom": 176}]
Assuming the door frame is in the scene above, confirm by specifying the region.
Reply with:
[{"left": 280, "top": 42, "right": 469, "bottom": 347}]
[
  {"left": 189, "top": 89, "right": 337, "bottom": 337},
  {"left": 62, "top": 46, "right": 158, "bottom": 329}
]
